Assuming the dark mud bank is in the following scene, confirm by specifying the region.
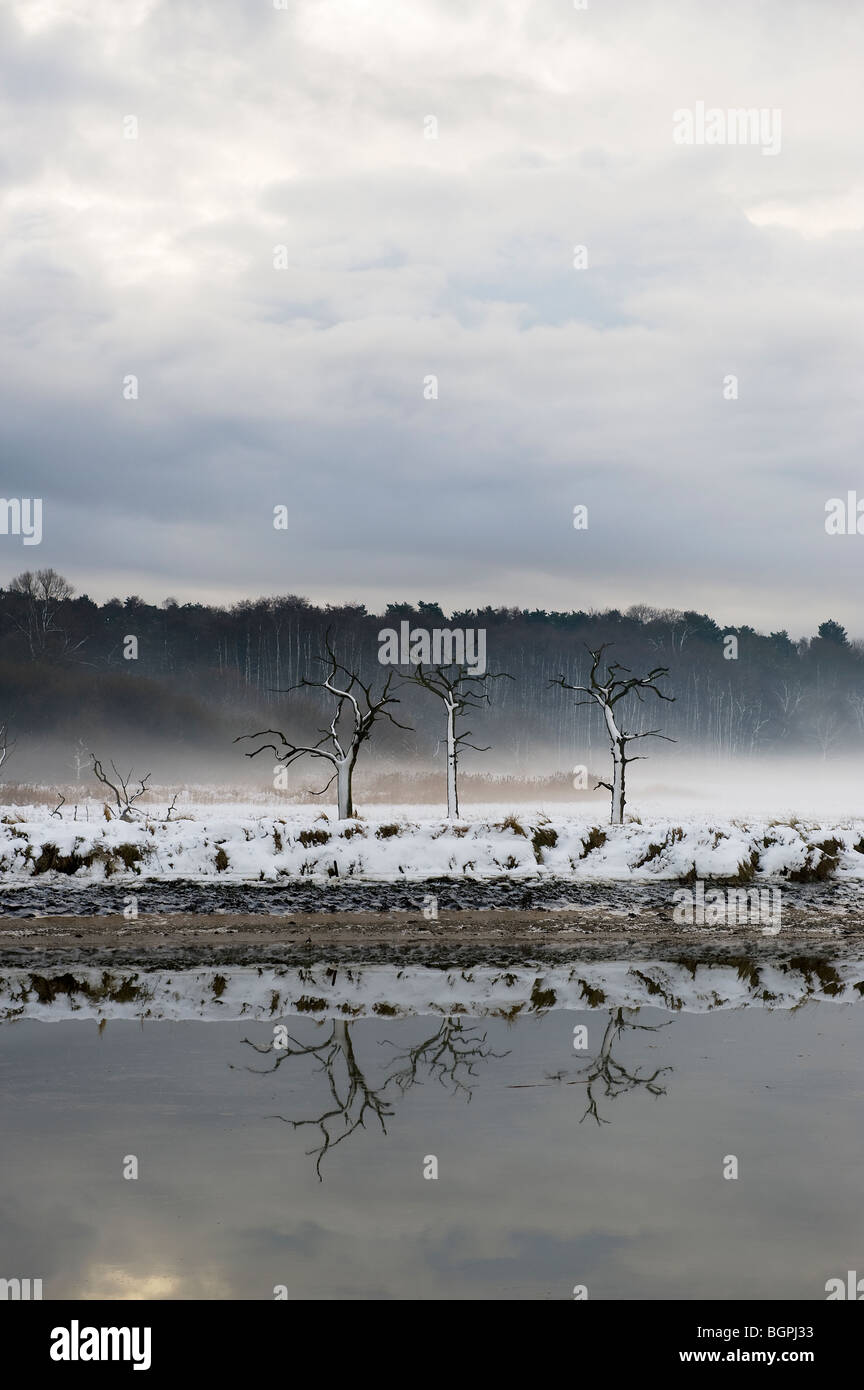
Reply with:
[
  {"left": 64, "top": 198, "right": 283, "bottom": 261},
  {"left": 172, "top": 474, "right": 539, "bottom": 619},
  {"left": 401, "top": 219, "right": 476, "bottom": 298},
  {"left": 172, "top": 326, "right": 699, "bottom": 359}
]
[{"left": 2, "top": 874, "right": 863, "bottom": 917}]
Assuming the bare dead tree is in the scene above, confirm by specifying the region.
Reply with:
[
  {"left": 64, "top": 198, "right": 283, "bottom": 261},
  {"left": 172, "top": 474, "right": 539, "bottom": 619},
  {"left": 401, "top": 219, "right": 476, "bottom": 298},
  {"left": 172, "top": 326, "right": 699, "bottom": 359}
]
[
  {"left": 775, "top": 680, "right": 805, "bottom": 724},
  {"left": 552, "top": 645, "right": 674, "bottom": 824},
  {"left": 165, "top": 792, "right": 179, "bottom": 820},
  {"left": 50, "top": 793, "right": 66, "bottom": 818},
  {"left": 810, "top": 708, "right": 843, "bottom": 760},
  {"left": 69, "top": 738, "right": 89, "bottom": 782},
  {"left": 6, "top": 568, "right": 84, "bottom": 659},
  {"left": 403, "top": 664, "right": 512, "bottom": 819},
  {"left": 236, "top": 635, "right": 410, "bottom": 819},
  {"left": 847, "top": 692, "right": 864, "bottom": 736},
  {"left": 90, "top": 755, "right": 151, "bottom": 820}
]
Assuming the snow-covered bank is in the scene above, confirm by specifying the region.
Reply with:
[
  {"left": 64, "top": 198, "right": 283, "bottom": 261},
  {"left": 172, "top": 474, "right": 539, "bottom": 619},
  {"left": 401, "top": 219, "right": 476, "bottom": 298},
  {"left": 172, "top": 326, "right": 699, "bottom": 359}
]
[
  {"left": 1, "top": 808, "right": 864, "bottom": 883},
  {"left": 1, "top": 956, "right": 860, "bottom": 1022}
]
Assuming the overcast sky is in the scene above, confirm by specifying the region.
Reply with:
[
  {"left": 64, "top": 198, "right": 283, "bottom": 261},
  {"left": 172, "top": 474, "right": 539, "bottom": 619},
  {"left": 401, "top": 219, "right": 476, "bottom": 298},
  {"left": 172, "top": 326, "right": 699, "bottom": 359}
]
[{"left": 1, "top": 0, "right": 863, "bottom": 634}]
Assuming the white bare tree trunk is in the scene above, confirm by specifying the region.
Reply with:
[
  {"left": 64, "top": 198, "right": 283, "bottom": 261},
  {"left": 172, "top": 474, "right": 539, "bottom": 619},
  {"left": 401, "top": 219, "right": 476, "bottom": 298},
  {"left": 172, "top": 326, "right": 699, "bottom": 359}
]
[
  {"left": 602, "top": 703, "right": 626, "bottom": 825},
  {"left": 610, "top": 739, "right": 625, "bottom": 825},
  {"left": 445, "top": 701, "right": 458, "bottom": 819},
  {"left": 336, "top": 759, "right": 353, "bottom": 820}
]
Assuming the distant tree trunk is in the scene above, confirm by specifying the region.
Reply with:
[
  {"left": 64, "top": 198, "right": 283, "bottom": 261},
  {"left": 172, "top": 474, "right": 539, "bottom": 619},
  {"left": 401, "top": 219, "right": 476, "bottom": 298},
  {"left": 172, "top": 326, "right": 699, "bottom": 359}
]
[{"left": 445, "top": 701, "right": 458, "bottom": 819}]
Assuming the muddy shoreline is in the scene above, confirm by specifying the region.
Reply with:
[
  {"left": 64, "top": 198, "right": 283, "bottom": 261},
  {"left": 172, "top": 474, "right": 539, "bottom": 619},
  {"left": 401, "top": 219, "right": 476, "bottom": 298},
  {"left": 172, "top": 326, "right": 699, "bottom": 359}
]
[{"left": 2, "top": 906, "right": 863, "bottom": 969}]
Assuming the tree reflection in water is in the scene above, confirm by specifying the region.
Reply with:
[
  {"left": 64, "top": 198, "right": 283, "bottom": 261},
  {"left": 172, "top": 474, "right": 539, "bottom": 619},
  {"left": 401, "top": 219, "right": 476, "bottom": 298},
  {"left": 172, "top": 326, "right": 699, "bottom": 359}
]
[
  {"left": 237, "top": 1016, "right": 508, "bottom": 1179},
  {"left": 576, "top": 1008, "right": 672, "bottom": 1124},
  {"left": 508, "top": 1007, "right": 673, "bottom": 1125}
]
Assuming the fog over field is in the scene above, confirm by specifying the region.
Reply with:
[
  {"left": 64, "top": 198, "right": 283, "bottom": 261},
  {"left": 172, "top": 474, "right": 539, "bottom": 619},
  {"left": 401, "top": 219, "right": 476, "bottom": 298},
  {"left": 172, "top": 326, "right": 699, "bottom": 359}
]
[
  {"left": 3, "top": 750, "right": 863, "bottom": 824},
  {"left": 1, "top": 582, "right": 862, "bottom": 820}
]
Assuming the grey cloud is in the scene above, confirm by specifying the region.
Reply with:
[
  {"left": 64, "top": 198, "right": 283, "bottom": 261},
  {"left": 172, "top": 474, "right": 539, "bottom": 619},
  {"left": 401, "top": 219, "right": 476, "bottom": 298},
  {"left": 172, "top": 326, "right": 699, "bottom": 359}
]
[{"left": 1, "top": 0, "right": 862, "bottom": 631}]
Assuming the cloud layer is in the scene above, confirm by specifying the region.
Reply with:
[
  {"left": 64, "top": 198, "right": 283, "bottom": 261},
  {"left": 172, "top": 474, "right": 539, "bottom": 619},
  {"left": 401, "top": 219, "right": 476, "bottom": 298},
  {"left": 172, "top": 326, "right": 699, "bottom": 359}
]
[{"left": 2, "top": 0, "right": 863, "bottom": 633}]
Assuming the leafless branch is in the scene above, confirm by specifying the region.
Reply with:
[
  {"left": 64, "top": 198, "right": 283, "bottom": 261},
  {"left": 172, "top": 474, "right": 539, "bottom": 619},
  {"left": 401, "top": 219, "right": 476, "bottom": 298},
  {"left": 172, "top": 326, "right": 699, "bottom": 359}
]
[{"left": 90, "top": 755, "right": 151, "bottom": 819}]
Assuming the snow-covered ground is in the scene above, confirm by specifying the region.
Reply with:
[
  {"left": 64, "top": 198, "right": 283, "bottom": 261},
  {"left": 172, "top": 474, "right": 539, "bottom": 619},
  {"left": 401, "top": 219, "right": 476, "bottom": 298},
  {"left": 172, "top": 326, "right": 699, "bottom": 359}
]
[
  {"left": 2, "top": 956, "right": 859, "bottom": 1022},
  {"left": 1, "top": 803, "right": 863, "bottom": 882}
]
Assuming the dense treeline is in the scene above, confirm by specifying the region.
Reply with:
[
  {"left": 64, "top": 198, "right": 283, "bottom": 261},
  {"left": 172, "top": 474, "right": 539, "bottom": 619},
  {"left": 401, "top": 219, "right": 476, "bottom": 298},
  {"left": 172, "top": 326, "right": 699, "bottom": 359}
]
[{"left": 0, "top": 570, "right": 861, "bottom": 766}]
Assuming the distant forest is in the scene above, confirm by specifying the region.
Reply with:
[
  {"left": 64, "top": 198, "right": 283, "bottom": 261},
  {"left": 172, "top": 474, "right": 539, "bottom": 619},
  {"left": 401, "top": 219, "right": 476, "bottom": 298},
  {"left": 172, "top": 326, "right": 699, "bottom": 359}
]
[{"left": 1, "top": 570, "right": 861, "bottom": 775}]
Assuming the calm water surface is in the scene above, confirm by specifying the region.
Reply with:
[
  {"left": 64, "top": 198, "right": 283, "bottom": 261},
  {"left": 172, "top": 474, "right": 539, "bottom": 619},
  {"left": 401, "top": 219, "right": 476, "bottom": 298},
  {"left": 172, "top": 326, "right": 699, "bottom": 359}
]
[{"left": 0, "top": 995, "right": 861, "bottom": 1300}]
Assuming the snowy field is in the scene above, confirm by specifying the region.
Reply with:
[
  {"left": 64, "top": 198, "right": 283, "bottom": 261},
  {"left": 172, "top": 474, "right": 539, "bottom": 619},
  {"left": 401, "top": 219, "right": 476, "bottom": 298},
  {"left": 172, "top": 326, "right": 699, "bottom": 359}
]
[{"left": 1, "top": 797, "right": 863, "bottom": 883}]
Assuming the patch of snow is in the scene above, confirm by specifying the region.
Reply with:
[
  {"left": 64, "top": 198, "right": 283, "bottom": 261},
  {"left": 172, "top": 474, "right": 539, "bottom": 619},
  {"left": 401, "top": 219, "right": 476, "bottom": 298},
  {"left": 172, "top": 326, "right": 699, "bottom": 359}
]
[{"left": 0, "top": 808, "right": 862, "bottom": 883}]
